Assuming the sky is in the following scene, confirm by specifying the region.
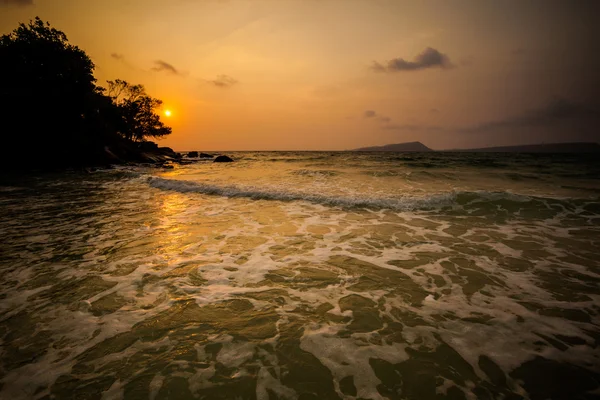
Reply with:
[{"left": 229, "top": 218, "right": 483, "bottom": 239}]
[{"left": 1, "top": 0, "right": 599, "bottom": 151}]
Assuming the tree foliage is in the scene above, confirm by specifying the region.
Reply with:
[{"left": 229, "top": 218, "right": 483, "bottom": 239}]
[
  {"left": 107, "top": 80, "right": 172, "bottom": 141},
  {"left": 0, "top": 17, "right": 172, "bottom": 167}
]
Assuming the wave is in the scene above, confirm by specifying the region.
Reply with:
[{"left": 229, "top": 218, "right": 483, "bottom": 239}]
[
  {"left": 147, "top": 177, "right": 456, "bottom": 211},
  {"left": 147, "top": 177, "right": 598, "bottom": 216}
]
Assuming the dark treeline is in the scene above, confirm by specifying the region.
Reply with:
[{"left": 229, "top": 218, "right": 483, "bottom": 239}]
[{"left": 0, "top": 17, "right": 172, "bottom": 169}]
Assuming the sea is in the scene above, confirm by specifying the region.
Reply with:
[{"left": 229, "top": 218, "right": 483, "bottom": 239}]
[{"left": 1, "top": 151, "right": 599, "bottom": 400}]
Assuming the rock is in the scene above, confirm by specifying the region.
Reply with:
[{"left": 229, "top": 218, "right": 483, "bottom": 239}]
[
  {"left": 138, "top": 141, "right": 159, "bottom": 151},
  {"left": 157, "top": 147, "right": 176, "bottom": 155},
  {"left": 138, "top": 153, "right": 163, "bottom": 163},
  {"left": 187, "top": 151, "right": 199, "bottom": 158},
  {"left": 214, "top": 155, "right": 233, "bottom": 163},
  {"left": 199, "top": 153, "right": 213, "bottom": 159},
  {"left": 103, "top": 146, "right": 120, "bottom": 161}
]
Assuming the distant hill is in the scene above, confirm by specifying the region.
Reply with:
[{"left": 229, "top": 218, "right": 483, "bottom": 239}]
[
  {"left": 452, "top": 142, "right": 600, "bottom": 153},
  {"left": 352, "top": 141, "right": 600, "bottom": 153},
  {"left": 353, "top": 141, "right": 433, "bottom": 152}
]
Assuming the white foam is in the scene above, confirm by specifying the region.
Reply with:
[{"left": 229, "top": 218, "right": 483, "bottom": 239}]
[
  {"left": 149, "top": 374, "right": 165, "bottom": 400},
  {"left": 256, "top": 366, "right": 298, "bottom": 400},
  {"left": 101, "top": 380, "right": 124, "bottom": 400},
  {"left": 300, "top": 323, "right": 408, "bottom": 400},
  {"left": 216, "top": 339, "right": 256, "bottom": 368},
  {"left": 147, "top": 176, "right": 457, "bottom": 211},
  {"left": 188, "top": 366, "right": 216, "bottom": 393}
]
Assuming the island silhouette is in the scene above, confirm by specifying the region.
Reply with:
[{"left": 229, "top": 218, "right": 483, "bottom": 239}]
[{"left": 353, "top": 141, "right": 600, "bottom": 153}]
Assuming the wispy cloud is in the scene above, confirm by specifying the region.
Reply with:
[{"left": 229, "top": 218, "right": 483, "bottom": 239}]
[
  {"left": 364, "top": 99, "right": 597, "bottom": 137},
  {"left": 372, "top": 47, "right": 453, "bottom": 73},
  {"left": 462, "top": 98, "right": 599, "bottom": 133},
  {"left": 207, "top": 75, "right": 238, "bottom": 88},
  {"left": 111, "top": 53, "right": 124, "bottom": 61},
  {"left": 152, "top": 60, "right": 180, "bottom": 75},
  {"left": 1, "top": 0, "right": 33, "bottom": 6},
  {"left": 364, "top": 110, "right": 391, "bottom": 123},
  {"left": 363, "top": 110, "right": 445, "bottom": 131},
  {"left": 364, "top": 110, "right": 376, "bottom": 118}
]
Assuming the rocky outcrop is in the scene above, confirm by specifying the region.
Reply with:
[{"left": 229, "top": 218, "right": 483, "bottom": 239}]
[
  {"left": 186, "top": 151, "right": 213, "bottom": 159},
  {"left": 214, "top": 155, "right": 233, "bottom": 163},
  {"left": 138, "top": 141, "right": 159, "bottom": 151},
  {"left": 157, "top": 147, "right": 179, "bottom": 157},
  {"left": 97, "top": 141, "right": 185, "bottom": 166}
]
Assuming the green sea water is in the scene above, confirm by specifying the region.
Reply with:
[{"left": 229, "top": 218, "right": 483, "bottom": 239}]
[{"left": 1, "top": 152, "right": 599, "bottom": 399}]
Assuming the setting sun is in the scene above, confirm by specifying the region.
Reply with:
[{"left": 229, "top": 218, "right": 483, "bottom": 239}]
[{"left": 164, "top": 110, "right": 172, "bottom": 117}]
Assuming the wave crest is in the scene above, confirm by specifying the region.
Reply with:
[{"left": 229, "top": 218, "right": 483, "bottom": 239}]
[
  {"left": 147, "top": 177, "right": 598, "bottom": 216},
  {"left": 147, "top": 177, "right": 456, "bottom": 210}
]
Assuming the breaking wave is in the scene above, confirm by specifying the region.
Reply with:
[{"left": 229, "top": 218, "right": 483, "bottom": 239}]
[
  {"left": 146, "top": 176, "right": 598, "bottom": 216},
  {"left": 147, "top": 177, "right": 456, "bottom": 211}
]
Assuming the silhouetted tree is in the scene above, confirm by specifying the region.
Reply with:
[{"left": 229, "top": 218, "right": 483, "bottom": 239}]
[
  {"left": 0, "top": 17, "right": 172, "bottom": 168},
  {"left": 107, "top": 80, "right": 172, "bottom": 142},
  {"left": 0, "top": 18, "right": 103, "bottom": 164}
]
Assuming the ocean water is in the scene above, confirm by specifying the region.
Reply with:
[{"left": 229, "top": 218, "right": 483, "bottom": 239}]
[{"left": 1, "top": 151, "right": 600, "bottom": 400}]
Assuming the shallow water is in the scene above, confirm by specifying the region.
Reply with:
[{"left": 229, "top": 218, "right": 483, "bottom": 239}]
[{"left": 1, "top": 152, "right": 600, "bottom": 399}]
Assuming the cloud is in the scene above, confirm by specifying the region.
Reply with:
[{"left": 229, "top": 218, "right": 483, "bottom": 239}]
[
  {"left": 363, "top": 110, "right": 392, "bottom": 123},
  {"left": 111, "top": 53, "right": 124, "bottom": 61},
  {"left": 1, "top": 0, "right": 33, "bottom": 6},
  {"left": 152, "top": 60, "right": 180, "bottom": 75},
  {"left": 462, "top": 98, "right": 600, "bottom": 133},
  {"left": 372, "top": 47, "right": 453, "bottom": 73},
  {"left": 363, "top": 109, "right": 446, "bottom": 132},
  {"left": 207, "top": 75, "right": 238, "bottom": 88}
]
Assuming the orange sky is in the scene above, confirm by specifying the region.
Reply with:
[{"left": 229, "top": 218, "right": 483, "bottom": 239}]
[{"left": 1, "top": 0, "right": 599, "bottom": 150}]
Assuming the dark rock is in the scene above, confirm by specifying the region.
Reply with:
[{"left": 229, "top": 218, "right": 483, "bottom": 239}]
[
  {"left": 157, "top": 147, "right": 176, "bottom": 155},
  {"left": 103, "top": 146, "right": 121, "bottom": 161},
  {"left": 199, "top": 153, "right": 213, "bottom": 159},
  {"left": 214, "top": 155, "right": 234, "bottom": 163},
  {"left": 138, "top": 141, "right": 159, "bottom": 151},
  {"left": 187, "top": 151, "right": 199, "bottom": 158}
]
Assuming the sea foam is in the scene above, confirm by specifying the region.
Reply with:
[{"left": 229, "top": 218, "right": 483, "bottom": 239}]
[{"left": 147, "top": 176, "right": 456, "bottom": 211}]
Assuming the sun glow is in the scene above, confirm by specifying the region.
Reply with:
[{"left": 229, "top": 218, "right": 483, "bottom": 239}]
[{"left": 164, "top": 109, "right": 172, "bottom": 117}]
